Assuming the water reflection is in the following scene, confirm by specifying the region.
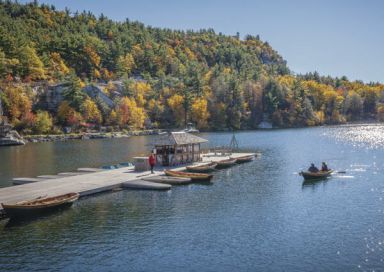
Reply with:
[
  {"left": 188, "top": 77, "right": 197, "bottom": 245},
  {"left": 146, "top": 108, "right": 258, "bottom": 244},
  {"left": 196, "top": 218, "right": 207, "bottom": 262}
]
[
  {"left": 1, "top": 126, "right": 384, "bottom": 271},
  {"left": 0, "top": 137, "right": 154, "bottom": 187}
]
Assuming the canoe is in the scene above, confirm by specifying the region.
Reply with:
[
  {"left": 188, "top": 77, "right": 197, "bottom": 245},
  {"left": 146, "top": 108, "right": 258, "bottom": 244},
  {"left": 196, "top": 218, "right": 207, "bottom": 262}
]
[
  {"left": 186, "top": 162, "right": 217, "bottom": 173},
  {"left": 1, "top": 192, "right": 79, "bottom": 219},
  {"left": 122, "top": 180, "right": 171, "bottom": 191},
  {"left": 164, "top": 170, "right": 213, "bottom": 181},
  {"left": 216, "top": 158, "right": 237, "bottom": 169},
  {"left": 235, "top": 155, "right": 255, "bottom": 163},
  {"left": 141, "top": 176, "right": 193, "bottom": 185},
  {"left": 300, "top": 170, "right": 333, "bottom": 180}
]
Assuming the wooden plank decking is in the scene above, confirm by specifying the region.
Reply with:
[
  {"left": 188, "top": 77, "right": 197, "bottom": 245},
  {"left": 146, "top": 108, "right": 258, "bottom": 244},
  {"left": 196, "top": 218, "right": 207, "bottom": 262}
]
[{"left": 0, "top": 152, "right": 257, "bottom": 216}]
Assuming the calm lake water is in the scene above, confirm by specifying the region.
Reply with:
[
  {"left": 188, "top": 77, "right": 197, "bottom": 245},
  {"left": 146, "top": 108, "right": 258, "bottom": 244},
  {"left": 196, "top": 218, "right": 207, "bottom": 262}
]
[{"left": 1, "top": 124, "right": 384, "bottom": 271}]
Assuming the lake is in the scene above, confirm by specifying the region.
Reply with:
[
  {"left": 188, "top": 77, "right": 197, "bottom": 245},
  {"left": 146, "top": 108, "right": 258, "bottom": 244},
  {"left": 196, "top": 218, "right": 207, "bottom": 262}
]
[{"left": 1, "top": 124, "right": 384, "bottom": 271}]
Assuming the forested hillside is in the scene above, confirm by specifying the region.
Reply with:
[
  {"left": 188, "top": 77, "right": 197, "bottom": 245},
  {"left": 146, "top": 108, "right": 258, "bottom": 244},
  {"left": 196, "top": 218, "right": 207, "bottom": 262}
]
[{"left": 0, "top": 1, "right": 383, "bottom": 134}]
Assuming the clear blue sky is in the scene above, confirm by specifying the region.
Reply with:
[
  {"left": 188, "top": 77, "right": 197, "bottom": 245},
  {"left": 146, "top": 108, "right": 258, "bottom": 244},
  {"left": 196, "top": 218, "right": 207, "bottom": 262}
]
[{"left": 21, "top": 0, "right": 384, "bottom": 83}]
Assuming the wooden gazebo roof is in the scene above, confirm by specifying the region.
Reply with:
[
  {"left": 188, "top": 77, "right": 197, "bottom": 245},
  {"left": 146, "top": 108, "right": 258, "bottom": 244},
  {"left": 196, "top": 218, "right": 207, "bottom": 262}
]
[{"left": 154, "top": 132, "right": 208, "bottom": 146}]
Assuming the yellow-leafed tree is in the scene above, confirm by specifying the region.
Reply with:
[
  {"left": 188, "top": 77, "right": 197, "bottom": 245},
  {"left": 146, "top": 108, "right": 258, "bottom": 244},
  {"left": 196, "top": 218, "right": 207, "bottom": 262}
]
[
  {"left": 33, "top": 111, "right": 53, "bottom": 134},
  {"left": 191, "top": 98, "right": 209, "bottom": 129},
  {"left": 18, "top": 45, "right": 46, "bottom": 80},
  {"left": 167, "top": 94, "right": 185, "bottom": 127},
  {"left": 117, "top": 53, "right": 135, "bottom": 77},
  {"left": 48, "top": 52, "right": 70, "bottom": 80},
  {"left": 80, "top": 98, "right": 102, "bottom": 124}
]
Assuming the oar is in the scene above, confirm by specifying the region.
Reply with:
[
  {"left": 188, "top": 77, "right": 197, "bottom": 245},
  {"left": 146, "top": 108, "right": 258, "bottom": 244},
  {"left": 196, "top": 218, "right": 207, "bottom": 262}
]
[{"left": 332, "top": 171, "right": 346, "bottom": 174}]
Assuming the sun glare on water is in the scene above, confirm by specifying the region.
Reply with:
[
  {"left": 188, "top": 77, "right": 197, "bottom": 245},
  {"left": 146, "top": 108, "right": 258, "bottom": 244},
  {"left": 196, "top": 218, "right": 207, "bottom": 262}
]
[{"left": 324, "top": 124, "right": 384, "bottom": 149}]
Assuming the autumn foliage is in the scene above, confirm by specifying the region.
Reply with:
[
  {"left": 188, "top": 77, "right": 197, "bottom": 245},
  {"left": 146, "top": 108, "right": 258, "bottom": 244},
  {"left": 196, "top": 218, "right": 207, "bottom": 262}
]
[{"left": 0, "top": 2, "right": 384, "bottom": 135}]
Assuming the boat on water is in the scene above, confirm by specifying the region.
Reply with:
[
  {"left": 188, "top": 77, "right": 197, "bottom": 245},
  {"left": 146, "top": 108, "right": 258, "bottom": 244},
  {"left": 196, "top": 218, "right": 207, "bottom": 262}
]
[
  {"left": 235, "top": 155, "right": 255, "bottom": 163},
  {"left": 164, "top": 170, "right": 213, "bottom": 181},
  {"left": 1, "top": 192, "right": 79, "bottom": 219},
  {"left": 216, "top": 158, "right": 237, "bottom": 169},
  {"left": 300, "top": 170, "right": 333, "bottom": 180},
  {"left": 186, "top": 162, "right": 217, "bottom": 173},
  {"left": 141, "top": 175, "right": 193, "bottom": 185}
]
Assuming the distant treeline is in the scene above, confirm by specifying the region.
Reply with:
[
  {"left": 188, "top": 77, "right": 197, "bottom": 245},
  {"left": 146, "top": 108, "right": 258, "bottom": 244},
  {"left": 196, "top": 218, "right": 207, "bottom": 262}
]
[{"left": 0, "top": 1, "right": 383, "bottom": 134}]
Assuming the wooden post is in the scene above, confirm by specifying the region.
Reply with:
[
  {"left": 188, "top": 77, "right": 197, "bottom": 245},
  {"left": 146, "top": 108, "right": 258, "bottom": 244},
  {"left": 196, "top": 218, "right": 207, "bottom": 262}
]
[{"left": 192, "top": 144, "right": 195, "bottom": 162}]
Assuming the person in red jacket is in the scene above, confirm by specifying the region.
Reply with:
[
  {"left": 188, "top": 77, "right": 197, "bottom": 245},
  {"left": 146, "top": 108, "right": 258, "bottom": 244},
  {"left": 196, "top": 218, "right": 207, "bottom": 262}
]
[{"left": 149, "top": 152, "right": 156, "bottom": 174}]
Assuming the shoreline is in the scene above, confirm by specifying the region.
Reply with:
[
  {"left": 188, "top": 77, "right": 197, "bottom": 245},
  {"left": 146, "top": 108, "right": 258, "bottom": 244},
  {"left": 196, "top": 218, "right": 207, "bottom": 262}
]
[
  {"left": 22, "top": 129, "right": 164, "bottom": 143},
  {"left": 18, "top": 121, "right": 382, "bottom": 144}
]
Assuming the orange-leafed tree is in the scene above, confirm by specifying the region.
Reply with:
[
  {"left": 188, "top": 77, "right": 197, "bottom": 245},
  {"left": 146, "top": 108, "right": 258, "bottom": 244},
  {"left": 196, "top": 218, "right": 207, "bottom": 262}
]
[
  {"left": 117, "top": 96, "right": 131, "bottom": 126},
  {"left": 116, "top": 96, "right": 146, "bottom": 128},
  {"left": 1, "top": 84, "right": 32, "bottom": 124},
  {"left": 57, "top": 101, "right": 82, "bottom": 127}
]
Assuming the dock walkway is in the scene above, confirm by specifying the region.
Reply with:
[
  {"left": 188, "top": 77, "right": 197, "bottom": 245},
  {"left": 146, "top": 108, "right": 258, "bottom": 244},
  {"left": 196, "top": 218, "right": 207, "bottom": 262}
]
[{"left": 0, "top": 152, "right": 256, "bottom": 214}]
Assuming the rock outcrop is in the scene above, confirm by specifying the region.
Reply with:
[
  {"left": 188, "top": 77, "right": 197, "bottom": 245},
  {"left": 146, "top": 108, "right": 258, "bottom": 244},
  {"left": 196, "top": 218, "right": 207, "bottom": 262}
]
[
  {"left": 39, "top": 83, "right": 115, "bottom": 112},
  {"left": 0, "top": 120, "right": 25, "bottom": 146},
  {"left": 0, "top": 97, "right": 25, "bottom": 146}
]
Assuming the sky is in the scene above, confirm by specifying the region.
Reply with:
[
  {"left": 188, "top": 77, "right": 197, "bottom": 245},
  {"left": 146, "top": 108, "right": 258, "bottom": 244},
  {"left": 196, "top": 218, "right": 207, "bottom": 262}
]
[{"left": 20, "top": 0, "right": 384, "bottom": 83}]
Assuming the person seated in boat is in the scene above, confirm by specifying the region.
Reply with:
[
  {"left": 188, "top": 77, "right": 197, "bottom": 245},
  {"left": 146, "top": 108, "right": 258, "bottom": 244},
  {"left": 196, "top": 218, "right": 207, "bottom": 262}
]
[
  {"left": 321, "top": 162, "right": 329, "bottom": 172},
  {"left": 308, "top": 163, "right": 319, "bottom": 173}
]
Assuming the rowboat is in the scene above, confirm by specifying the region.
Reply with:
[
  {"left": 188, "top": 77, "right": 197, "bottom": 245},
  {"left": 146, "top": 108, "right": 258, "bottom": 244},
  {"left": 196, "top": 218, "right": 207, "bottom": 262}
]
[
  {"left": 164, "top": 170, "right": 213, "bottom": 181},
  {"left": 1, "top": 192, "right": 79, "bottom": 219},
  {"left": 216, "top": 158, "right": 237, "bottom": 169},
  {"left": 300, "top": 170, "right": 333, "bottom": 180},
  {"left": 235, "top": 155, "right": 255, "bottom": 163},
  {"left": 141, "top": 176, "right": 193, "bottom": 185},
  {"left": 186, "top": 162, "right": 217, "bottom": 173}
]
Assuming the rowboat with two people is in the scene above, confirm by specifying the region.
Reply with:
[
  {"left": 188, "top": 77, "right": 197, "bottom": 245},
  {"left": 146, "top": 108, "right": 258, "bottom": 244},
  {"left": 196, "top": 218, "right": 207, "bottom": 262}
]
[
  {"left": 164, "top": 170, "right": 213, "bottom": 181},
  {"left": 300, "top": 162, "right": 332, "bottom": 181},
  {"left": 1, "top": 192, "right": 80, "bottom": 219},
  {"left": 300, "top": 170, "right": 333, "bottom": 181},
  {"left": 186, "top": 162, "right": 217, "bottom": 173}
]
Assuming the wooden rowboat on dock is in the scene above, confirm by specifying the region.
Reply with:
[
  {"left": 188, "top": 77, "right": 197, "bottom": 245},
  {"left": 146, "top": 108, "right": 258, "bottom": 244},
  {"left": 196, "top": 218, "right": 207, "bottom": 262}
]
[
  {"left": 235, "top": 155, "right": 255, "bottom": 163},
  {"left": 164, "top": 170, "right": 213, "bottom": 181},
  {"left": 1, "top": 192, "right": 79, "bottom": 219},
  {"left": 300, "top": 170, "right": 333, "bottom": 180},
  {"left": 186, "top": 162, "right": 217, "bottom": 173},
  {"left": 216, "top": 158, "right": 237, "bottom": 169}
]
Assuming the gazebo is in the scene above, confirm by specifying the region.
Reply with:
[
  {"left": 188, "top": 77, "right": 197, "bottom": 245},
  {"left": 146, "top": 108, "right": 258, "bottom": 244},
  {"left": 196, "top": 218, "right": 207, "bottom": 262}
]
[{"left": 154, "top": 132, "right": 208, "bottom": 166}]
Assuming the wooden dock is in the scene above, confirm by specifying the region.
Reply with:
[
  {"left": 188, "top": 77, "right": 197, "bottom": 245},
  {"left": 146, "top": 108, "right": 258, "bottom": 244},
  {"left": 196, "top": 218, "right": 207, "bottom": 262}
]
[{"left": 0, "top": 152, "right": 256, "bottom": 216}]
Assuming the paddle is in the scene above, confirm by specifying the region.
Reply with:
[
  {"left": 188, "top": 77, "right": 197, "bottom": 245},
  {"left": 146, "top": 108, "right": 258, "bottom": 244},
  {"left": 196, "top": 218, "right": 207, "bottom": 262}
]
[{"left": 331, "top": 171, "right": 346, "bottom": 174}]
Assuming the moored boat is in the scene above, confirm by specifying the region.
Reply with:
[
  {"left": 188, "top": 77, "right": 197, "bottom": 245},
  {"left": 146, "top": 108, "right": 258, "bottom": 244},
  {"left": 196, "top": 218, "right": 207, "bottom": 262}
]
[
  {"left": 186, "top": 162, "right": 217, "bottom": 173},
  {"left": 1, "top": 192, "right": 79, "bottom": 219},
  {"left": 141, "top": 176, "right": 193, "bottom": 185},
  {"left": 216, "top": 158, "right": 237, "bottom": 169},
  {"left": 300, "top": 170, "right": 333, "bottom": 180},
  {"left": 235, "top": 155, "right": 255, "bottom": 163},
  {"left": 164, "top": 170, "right": 213, "bottom": 181}
]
